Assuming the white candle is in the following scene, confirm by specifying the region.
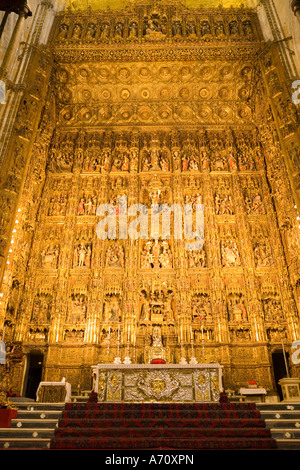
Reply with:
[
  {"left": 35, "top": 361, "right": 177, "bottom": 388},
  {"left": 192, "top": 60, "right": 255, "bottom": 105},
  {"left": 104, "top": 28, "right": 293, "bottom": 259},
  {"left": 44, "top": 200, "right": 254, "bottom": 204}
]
[
  {"left": 181, "top": 325, "right": 183, "bottom": 342},
  {"left": 190, "top": 326, "right": 193, "bottom": 342}
]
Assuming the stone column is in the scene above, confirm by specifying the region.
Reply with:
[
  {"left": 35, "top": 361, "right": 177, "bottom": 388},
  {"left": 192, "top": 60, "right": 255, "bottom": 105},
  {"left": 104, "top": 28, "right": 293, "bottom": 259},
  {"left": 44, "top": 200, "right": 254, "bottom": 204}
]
[
  {"left": 292, "top": 0, "right": 300, "bottom": 20},
  {"left": 0, "top": 2, "right": 32, "bottom": 80}
]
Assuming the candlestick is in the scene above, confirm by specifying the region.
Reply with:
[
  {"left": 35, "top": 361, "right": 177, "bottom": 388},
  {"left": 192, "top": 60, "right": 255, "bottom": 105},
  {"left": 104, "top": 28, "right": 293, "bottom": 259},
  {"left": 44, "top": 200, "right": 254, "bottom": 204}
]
[
  {"left": 201, "top": 325, "right": 205, "bottom": 362},
  {"left": 179, "top": 323, "right": 187, "bottom": 364},
  {"left": 189, "top": 325, "right": 197, "bottom": 364},
  {"left": 114, "top": 323, "right": 122, "bottom": 364},
  {"left": 107, "top": 326, "right": 111, "bottom": 356}
]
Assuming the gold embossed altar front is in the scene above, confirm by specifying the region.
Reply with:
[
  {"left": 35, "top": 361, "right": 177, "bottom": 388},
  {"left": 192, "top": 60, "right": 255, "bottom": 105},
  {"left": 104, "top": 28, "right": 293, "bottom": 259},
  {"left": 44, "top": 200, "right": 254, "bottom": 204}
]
[{"left": 92, "top": 364, "right": 223, "bottom": 402}]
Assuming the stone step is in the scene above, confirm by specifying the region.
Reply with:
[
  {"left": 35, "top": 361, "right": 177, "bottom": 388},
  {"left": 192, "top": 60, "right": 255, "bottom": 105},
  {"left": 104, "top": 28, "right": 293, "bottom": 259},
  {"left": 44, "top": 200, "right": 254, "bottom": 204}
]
[
  {"left": 256, "top": 402, "right": 300, "bottom": 449},
  {"left": 264, "top": 419, "right": 300, "bottom": 429},
  {"left": 15, "top": 410, "right": 63, "bottom": 420},
  {"left": 258, "top": 410, "right": 300, "bottom": 420},
  {"left": 0, "top": 428, "right": 56, "bottom": 439},
  {"left": 269, "top": 428, "right": 300, "bottom": 440},
  {"left": 0, "top": 437, "right": 51, "bottom": 450},
  {"left": 275, "top": 439, "right": 300, "bottom": 450},
  {"left": 0, "top": 402, "right": 62, "bottom": 450},
  {"left": 11, "top": 402, "right": 65, "bottom": 411},
  {"left": 11, "top": 418, "right": 59, "bottom": 429},
  {"left": 256, "top": 403, "right": 300, "bottom": 411}
]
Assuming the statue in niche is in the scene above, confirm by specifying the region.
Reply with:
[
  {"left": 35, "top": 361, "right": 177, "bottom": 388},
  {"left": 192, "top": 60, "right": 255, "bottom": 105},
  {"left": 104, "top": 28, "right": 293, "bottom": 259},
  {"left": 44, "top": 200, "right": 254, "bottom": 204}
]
[
  {"left": 128, "top": 21, "right": 138, "bottom": 39},
  {"left": 72, "top": 23, "right": 82, "bottom": 39},
  {"left": 200, "top": 20, "right": 212, "bottom": 38},
  {"left": 263, "top": 298, "right": 284, "bottom": 322},
  {"left": 229, "top": 20, "right": 239, "bottom": 36},
  {"left": 245, "top": 193, "right": 264, "bottom": 214},
  {"left": 221, "top": 240, "right": 241, "bottom": 267},
  {"left": 186, "top": 21, "right": 197, "bottom": 39},
  {"left": 114, "top": 22, "right": 124, "bottom": 38},
  {"left": 253, "top": 242, "right": 273, "bottom": 267},
  {"left": 214, "top": 20, "right": 225, "bottom": 38},
  {"left": 59, "top": 140, "right": 74, "bottom": 171},
  {"left": 238, "top": 150, "right": 255, "bottom": 171},
  {"left": 215, "top": 194, "right": 234, "bottom": 215},
  {"left": 40, "top": 244, "right": 59, "bottom": 269},
  {"left": 68, "top": 294, "right": 87, "bottom": 323},
  {"left": 184, "top": 193, "right": 203, "bottom": 212},
  {"left": 100, "top": 22, "right": 110, "bottom": 40},
  {"left": 103, "top": 295, "right": 121, "bottom": 322},
  {"left": 227, "top": 296, "right": 248, "bottom": 322},
  {"left": 182, "top": 153, "right": 199, "bottom": 171},
  {"left": 105, "top": 244, "right": 124, "bottom": 268},
  {"left": 139, "top": 289, "right": 175, "bottom": 323},
  {"left": 141, "top": 240, "right": 172, "bottom": 269},
  {"left": 31, "top": 294, "right": 52, "bottom": 323},
  {"left": 243, "top": 20, "right": 253, "bottom": 37},
  {"left": 140, "top": 292, "right": 150, "bottom": 322},
  {"left": 192, "top": 295, "right": 212, "bottom": 323},
  {"left": 163, "top": 292, "right": 175, "bottom": 321},
  {"left": 143, "top": 13, "right": 167, "bottom": 38},
  {"left": 100, "top": 151, "right": 111, "bottom": 173},
  {"left": 227, "top": 145, "right": 238, "bottom": 171},
  {"left": 77, "top": 195, "right": 97, "bottom": 216},
  {"left": 200, "top": 146, "right": 210, "bottom": 171},
  {"left": 129, "top": 149, "right": 138, "bottom": 171},
  {"left": 187, "top": 246, "right": 206, "bottom": 268},
  {"left": 151, "top": 325, "right": 163, "bottom": 347},
  {"left": 111, "top": 152, "right": 130, "bottom": 172},
  {"left": 173, "top": 150, "right": 181, "bottom": 171},
  {"left": 73, "top": 243, "right": 92, "bottom": 268},
  {"left": 77, "top": 197, "right": 85, "bottom": 215},
  {"left": 48, "top": 194, "right": 67, "bottom": 216},
  {"left": 172, "top": 20, "right": 182, "bottom": 38},
  {"left": 57, "top": 23, "right": 69, "bottom": 40},
  {"left": 85, "top": 22, "right": 96, "bottom": 41},
  {"left": 210, "top": 139, "right": 228, "bottom": 171}
]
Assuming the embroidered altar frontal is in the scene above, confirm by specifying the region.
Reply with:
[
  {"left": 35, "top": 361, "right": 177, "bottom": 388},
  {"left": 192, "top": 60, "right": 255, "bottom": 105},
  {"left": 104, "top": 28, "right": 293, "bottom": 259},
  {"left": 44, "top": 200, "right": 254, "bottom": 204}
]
[{"left": 92, "top": 364, "right": 223, "bottom": 402}]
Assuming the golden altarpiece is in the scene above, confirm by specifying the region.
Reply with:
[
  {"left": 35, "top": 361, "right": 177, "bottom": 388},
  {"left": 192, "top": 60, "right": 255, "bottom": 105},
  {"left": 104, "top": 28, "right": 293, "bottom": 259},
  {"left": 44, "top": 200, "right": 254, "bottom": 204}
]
[{"left": 0, "top": 0, "right": 300, "bottom": 397}]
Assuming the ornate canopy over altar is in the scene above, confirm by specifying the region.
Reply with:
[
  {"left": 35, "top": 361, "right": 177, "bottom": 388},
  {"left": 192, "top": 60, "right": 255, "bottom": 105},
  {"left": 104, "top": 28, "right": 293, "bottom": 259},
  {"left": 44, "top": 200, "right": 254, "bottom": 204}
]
[{"left": 92, "top": 363, "right": 223, "bottom": 402}]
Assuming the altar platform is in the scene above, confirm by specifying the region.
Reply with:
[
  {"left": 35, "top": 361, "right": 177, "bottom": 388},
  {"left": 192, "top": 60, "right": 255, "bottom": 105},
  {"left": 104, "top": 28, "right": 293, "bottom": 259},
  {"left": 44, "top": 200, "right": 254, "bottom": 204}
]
[{"left": 92, "top": 363, "right": 223, "bottom": 402}]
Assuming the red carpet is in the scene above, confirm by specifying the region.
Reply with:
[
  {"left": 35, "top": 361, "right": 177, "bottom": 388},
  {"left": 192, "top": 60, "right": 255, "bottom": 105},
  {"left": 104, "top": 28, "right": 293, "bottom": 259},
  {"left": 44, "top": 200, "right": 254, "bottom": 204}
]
[{"left": 50, "top": 402, "right": 277, "bottom": 450}]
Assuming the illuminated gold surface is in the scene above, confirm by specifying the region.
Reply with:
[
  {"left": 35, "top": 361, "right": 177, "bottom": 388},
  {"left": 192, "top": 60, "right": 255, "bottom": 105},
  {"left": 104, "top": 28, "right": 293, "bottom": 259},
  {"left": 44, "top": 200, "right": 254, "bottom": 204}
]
[
  {"left": 66, "top": 0, "right": 256, "bottom": 11},
  {"left": 0, "top": 0, "right": 299, "bottom": 399}
]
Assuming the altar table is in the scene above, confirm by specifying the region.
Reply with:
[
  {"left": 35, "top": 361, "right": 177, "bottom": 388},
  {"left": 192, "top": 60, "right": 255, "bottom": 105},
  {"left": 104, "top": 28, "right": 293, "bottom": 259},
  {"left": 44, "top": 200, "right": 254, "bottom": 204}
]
[
  {"left": 239, "top": 387, "right": 267, "bottom": 403},
  {"left": 92, "top": 363, "right": 223, "bottom": 402},
  {"left": 36, "top": 380, "right": 72, "bottom": 403}
]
